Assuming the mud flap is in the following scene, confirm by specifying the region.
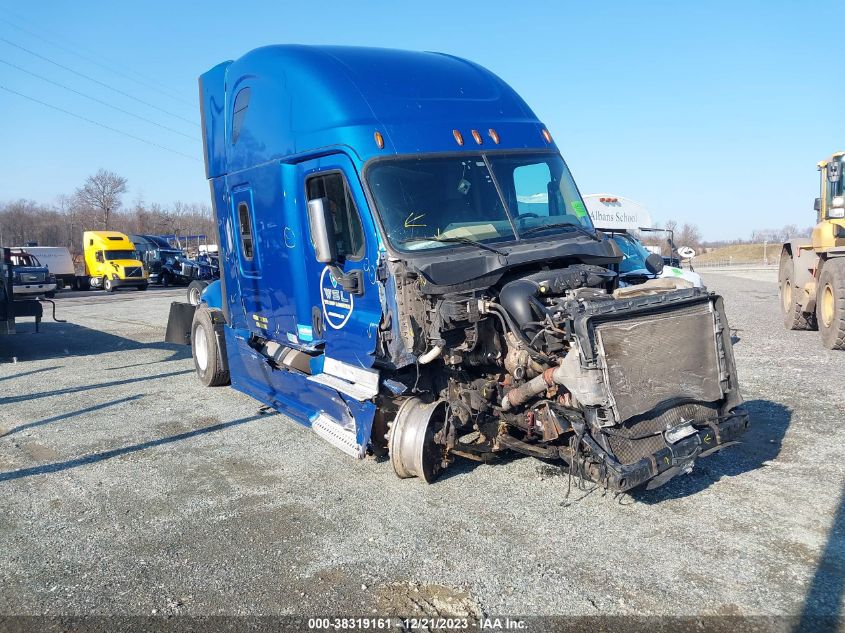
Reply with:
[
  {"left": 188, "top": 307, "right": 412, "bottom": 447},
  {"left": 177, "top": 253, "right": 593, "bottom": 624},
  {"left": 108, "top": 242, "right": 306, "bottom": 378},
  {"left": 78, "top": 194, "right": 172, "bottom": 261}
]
[{"left": 164, "top": 301, "right": 196, "bottom": 345}]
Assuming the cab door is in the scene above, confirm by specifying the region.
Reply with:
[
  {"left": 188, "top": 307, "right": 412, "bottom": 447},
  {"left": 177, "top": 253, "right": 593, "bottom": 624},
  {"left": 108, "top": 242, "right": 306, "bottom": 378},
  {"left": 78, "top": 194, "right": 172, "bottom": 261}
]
[{"left": 297, "top": 154, "right": 381, "bottom": 368}]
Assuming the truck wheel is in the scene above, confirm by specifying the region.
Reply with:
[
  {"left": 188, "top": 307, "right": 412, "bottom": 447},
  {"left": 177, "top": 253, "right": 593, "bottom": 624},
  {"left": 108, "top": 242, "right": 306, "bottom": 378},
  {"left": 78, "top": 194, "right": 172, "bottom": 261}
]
[
  {"left": 103, "top": 277, "right": 115, "bottom": 293},
  {"left": 388, "top": 398, "right": 447, "bottom": 483},
  {"left": 779, "top": 254, "right": 816, "bottom": 330},
  {"left": 160, "top": 272, "right": 170, "bottom": 287},
  {"left": 187, "top": 280, "right": 208, "bottom": 306},
  {"left": 137, "top": 283, "right": 148, "bottom": 291},
  {"left": 816, "top": 259, "right": 845, "bottom": 350},
  {"left": 191, "top": 306, "right": 230, "bottom": 387}
]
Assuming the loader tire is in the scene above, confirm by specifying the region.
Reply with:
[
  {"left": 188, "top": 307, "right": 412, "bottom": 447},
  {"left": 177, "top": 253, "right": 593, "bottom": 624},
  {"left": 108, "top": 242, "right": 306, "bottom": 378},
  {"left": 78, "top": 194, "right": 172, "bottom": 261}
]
[
  {"left": 191, "top": 306, "right": 230, "bottom": 386},
  {"left": 779, "top": 253, "right": 816, "bottom": 330},
  {"left": 816, "top": 259, "right": 845, "bottom": 350}
]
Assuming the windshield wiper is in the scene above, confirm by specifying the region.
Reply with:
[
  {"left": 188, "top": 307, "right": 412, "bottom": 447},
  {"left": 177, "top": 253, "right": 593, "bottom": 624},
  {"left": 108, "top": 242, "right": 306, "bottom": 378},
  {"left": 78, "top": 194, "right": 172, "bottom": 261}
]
[
  {"left": 519, "top": 222, "right": 600, "bottom": 241},
  {"left": 399, "top": 235, "right": 509, "bottom": 256}
]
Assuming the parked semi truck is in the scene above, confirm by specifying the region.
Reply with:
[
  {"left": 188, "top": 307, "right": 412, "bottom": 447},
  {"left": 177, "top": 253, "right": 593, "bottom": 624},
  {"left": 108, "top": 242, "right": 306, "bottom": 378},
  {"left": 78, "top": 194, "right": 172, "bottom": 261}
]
[
  {"left": 169, "top": 45, "right": 747, "bottom": 492},
  {"left": 779, "top": 152, "right": 845, "bottom": 349},
  {"left": 83, "top": 231, "right": 148, "bottom": 292}
]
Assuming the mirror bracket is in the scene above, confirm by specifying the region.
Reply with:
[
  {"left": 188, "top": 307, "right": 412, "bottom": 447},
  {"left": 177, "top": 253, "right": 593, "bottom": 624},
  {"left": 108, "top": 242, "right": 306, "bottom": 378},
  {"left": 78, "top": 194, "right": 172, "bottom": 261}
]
[{"left": 331, "top": 266, "right": 364, "bottom": 296}]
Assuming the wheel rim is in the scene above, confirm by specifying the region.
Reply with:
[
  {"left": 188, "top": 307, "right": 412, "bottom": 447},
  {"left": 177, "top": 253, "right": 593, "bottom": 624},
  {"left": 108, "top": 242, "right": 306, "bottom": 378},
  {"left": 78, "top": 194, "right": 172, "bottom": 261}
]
[
  {"left": 195, "top": 325, "right": 209, "bottom": 371},
  {"left": 389, "top": 399, "right": 446, "bottom": 482},
  {"left": 821, "top": 283, "right": 835, "bottom": 328},
  {"left": 782, "top": 280, "right": 792, "bottom": 311},
  {"left": 189, "top": 287, "right": 201, "bottom": 305}
]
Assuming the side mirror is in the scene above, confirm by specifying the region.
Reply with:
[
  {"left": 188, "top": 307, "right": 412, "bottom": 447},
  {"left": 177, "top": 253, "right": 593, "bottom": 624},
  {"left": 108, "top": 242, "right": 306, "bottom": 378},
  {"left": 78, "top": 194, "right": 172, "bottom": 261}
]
[
  {"left": 645, "top": 252, "right": 665, "bottom": 275},
  {"left": 815, "top": 197, "right": 822, "bottom": 212},
  {"left": 307, "top": 197, "right": 337, "bottom": 264}
]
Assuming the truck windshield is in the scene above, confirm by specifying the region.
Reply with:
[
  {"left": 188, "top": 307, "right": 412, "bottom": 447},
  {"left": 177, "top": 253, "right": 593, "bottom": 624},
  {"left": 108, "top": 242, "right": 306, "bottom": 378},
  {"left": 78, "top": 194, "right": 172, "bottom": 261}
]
[
  {"left": 103, "top": 250, "right": 138, "bottom": 260},
  {"left": 366, "top": 152, "right": 594, "bottom": 252},
  {"left": 11, "top": 254, "right": 40, "bottom": 267}
]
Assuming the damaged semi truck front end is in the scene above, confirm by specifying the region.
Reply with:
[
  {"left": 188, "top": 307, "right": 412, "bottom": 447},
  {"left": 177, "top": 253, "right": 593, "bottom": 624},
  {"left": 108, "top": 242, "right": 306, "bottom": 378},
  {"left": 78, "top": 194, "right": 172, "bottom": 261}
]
[{"left": 181, "top": 45, "right": 747, "bottom": 492}]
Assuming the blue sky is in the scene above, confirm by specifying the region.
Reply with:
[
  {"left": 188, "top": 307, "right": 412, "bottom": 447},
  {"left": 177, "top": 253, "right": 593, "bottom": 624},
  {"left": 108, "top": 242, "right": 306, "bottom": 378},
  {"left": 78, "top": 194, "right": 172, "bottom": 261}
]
[{"left": 0, "top": 1, "right": 839, "bottom": 240}]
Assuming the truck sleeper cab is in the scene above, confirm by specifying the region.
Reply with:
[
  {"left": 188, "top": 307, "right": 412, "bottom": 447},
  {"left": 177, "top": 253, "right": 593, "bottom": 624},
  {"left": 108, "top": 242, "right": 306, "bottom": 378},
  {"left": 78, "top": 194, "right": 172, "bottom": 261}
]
[
  {"left": 181, "top": 45, "right": 747, "bottom": 492},
  {"left": 83, "top": 231, "right": 148, "bottom": 292}
]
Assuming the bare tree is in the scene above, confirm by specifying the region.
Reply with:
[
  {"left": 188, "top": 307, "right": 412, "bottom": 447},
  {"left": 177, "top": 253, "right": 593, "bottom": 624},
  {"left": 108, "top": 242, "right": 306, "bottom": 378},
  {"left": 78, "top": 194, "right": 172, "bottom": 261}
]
[
  {"left": 677, "top": 223, "right": 703, "bottom": 250},
  {"left": 74, "top": 169, "right": 128, "bottom": 229}
]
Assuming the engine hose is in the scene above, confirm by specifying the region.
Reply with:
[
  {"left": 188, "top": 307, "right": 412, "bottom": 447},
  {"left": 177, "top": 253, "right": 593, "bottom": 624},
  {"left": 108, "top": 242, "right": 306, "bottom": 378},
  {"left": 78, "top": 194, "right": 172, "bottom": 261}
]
[
  {"left": 39, "top": 298, "right": 66, "bottom": 323},
  {"left": 418, "top": 344, "right": 443, "bottom": 365},
  {"left": 485, "top": 303, "right": 550, "bottom": 364}
]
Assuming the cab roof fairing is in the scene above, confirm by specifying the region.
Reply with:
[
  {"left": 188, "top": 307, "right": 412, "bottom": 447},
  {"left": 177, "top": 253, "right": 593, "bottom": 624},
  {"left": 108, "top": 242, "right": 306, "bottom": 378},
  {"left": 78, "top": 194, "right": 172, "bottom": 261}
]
[{"left": 199, "top": 45, "right": 555, "bottom": 180}]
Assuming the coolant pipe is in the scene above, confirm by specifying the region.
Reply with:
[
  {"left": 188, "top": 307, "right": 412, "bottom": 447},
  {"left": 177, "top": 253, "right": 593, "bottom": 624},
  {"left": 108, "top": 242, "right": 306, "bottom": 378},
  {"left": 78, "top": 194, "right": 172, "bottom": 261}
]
[{"left": 418, "top": 344, "right": 443, "bottom": 365}]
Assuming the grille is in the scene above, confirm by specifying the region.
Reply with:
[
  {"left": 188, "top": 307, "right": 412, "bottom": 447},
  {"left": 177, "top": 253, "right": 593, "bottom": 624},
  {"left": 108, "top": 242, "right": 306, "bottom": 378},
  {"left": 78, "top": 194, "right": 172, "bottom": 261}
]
[
  {"left": 604, "top": 402, "right": 718, "bottom": 465},
  {"left": 21, "top": 272, "right": 45, "bottom": 283},
  {"left": 123, "top": 266, "right": 142, "bottom": 278},
  {"left": 595, "top": 301, "right": 723, "bottom": 423}
]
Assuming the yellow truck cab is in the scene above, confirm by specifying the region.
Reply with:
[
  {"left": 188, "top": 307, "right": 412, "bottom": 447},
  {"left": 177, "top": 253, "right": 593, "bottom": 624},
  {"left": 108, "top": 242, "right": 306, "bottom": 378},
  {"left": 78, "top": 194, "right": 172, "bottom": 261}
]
[{"left": 82, "top": 231, "right": 148, "bottom": 292}]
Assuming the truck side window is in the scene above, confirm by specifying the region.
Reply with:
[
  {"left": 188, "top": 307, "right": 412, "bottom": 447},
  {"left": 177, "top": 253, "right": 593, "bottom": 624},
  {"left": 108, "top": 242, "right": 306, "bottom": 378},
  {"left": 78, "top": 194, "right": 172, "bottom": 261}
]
[
  {"left": 306, "top": 172, "right": 365, "bottom": 260},
  {"left": 237, "top": 202, "right": 255, "bottom": 260}
]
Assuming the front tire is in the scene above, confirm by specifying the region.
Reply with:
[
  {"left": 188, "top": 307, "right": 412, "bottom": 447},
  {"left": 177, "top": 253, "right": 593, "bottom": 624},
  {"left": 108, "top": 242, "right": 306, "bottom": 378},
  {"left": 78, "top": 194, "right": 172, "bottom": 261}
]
[
  {"left": 103, "top": 277, "right": 115, "bottom": 293},
  {"left": 187, "top": 280, "right": 208, "bottom": 306},
  {"left": 137, "top": 283, "right": 148, "bottom": 291},
  {"left": 816, "top": 259, "right": 845, "bottom": 350},
  {"left": 191, "top": 306, "right": 230, "bottom": 387},
  {"left": 779, "top": 253, "right": 815, "bottom": 330}
]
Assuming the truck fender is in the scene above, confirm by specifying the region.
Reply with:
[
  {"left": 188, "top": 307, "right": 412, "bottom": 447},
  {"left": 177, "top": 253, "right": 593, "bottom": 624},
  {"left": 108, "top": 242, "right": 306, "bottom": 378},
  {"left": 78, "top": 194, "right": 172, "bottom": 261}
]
[
  {"left": 782, "top": 241, "right": 817, "bottom": 310},
  {"left": 202, "top": 279, "right": 223, "bottom": 310}
]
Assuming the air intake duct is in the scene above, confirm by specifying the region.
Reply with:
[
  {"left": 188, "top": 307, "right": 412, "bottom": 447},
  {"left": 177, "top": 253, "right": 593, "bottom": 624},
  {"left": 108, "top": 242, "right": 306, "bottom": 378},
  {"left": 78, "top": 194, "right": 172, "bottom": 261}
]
[{"left": 498, "top": 265, "right": 614, "bottom": 329}]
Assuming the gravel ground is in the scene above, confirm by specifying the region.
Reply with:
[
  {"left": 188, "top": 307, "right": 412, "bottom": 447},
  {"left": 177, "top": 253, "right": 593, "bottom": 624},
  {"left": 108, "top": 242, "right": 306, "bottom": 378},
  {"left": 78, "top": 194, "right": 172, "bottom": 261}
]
[{"left": 0, "top": 274, "right": 844, "bottom": 623}]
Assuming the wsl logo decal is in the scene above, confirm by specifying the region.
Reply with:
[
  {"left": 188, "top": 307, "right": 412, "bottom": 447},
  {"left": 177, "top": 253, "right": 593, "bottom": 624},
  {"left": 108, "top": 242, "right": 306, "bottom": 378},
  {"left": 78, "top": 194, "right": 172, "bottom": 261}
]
[{"left": 320, "top": 266, "right": 354, "bottom": 329}]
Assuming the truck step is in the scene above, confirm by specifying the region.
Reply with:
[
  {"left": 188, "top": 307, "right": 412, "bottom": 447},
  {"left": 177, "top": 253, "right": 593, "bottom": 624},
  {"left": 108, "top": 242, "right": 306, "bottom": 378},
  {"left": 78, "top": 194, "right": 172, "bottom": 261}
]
[
  {"left": 306, "top": 357, "right": 379, "bottom": 401},
  {"left": 310, "top": 413, "right": 364, "bottom": 459}
]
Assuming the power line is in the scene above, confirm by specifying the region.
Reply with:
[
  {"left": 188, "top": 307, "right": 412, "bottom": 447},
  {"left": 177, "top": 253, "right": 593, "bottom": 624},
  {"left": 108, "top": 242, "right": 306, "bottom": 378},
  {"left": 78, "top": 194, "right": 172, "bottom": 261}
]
[
  {"left": 0, "top": 37, "right": 200, "bottom": 128},
  {"left": 0, "top": 58, "right": 200, "bottom": 142},
  {"left": 0, "top": 84, "right": 202, "bottom": 162},
  {"left": 0, "top": 12, "right": 195, "bottom": 106}
]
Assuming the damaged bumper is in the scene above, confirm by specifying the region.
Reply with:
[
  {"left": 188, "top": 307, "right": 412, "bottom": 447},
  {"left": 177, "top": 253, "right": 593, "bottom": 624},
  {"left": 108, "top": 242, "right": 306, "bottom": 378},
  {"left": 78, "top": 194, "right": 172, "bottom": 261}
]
[{"left": 572, "top": 408, "right": 749, "bottom": 492}]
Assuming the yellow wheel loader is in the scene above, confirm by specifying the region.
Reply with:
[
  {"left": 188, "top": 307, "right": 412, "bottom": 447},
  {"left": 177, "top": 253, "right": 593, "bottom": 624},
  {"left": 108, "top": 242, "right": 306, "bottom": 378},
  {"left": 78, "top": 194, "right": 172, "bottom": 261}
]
[{"left": 780, "top": 152, "right": 845, "bottom": 349}]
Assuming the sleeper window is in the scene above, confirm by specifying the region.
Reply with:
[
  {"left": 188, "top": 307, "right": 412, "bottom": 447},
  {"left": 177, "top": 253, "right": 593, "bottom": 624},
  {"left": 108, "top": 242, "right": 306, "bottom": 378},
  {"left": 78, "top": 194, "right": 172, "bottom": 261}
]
[
  {"left": 231, "top": 87, "right": 251, "bottom": 144},
  {"left": 237, "top": 202, "right": 254, "bottom": 260},
  {"left": 306, "top": 172, "right": 365, "bottom": 260}
]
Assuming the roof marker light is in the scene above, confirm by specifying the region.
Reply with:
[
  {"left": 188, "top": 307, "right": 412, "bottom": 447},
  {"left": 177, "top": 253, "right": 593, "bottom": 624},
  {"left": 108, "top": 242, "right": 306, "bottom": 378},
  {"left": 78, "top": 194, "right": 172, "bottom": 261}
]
[
  {"left": 488, "top": 128, "right": 500, "bottom": 144},
  {"left": 541, "top": 128, "right": 553, "bottom": 144},
  {"left": 471, "top": 129, "right": 483, "bottom": 145},
  {"left": 374, "top": 131, "right": 384, "bottom": 149},
  {"left": 452, "top": 129, "right": 464, "bottom": 146}
]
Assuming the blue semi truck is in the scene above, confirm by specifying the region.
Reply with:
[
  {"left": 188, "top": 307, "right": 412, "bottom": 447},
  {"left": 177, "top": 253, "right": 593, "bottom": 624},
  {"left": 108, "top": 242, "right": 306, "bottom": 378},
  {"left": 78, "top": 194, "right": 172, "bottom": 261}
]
[{"left": 168, "top": 45, "right": 748, "bottom": 492}]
